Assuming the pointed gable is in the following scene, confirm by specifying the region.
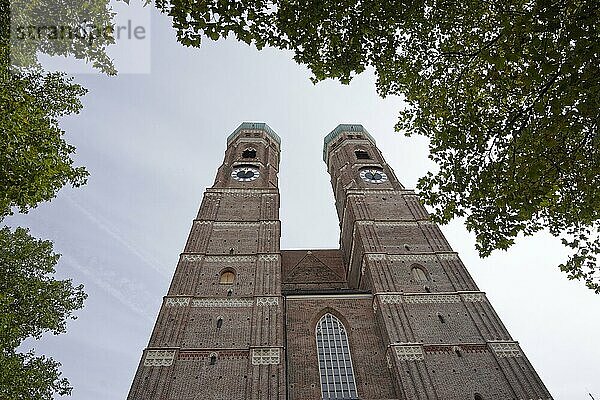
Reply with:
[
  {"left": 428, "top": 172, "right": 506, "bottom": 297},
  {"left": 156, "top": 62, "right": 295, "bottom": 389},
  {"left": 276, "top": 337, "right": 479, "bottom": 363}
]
[{"left": 282, "top": 250, "right": 346, "bottom": 284}]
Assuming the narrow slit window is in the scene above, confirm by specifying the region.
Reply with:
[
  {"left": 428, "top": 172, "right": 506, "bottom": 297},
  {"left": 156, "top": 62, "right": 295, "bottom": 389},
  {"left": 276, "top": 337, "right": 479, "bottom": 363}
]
[
  {"left": 216, "top": 317, "right": 223, "bottom": 329},
  {"left": 316, "top": 313, "right": 358, "bottom": 400}
]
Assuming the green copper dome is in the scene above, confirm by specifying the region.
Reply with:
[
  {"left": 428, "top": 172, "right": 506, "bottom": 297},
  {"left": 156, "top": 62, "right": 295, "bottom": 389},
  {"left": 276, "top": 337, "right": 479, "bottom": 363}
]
[
  {"left": 323, "top": 124, "right": 376, "bottom": 163},
  {"left": 227, "top": 122, "right": 281, "bottom": 145}
]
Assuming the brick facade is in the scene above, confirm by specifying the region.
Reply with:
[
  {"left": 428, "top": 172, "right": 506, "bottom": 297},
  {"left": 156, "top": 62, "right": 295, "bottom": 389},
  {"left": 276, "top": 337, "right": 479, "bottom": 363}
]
[{"left": 127, "top": 123, "right": 552, "bottom": 400}]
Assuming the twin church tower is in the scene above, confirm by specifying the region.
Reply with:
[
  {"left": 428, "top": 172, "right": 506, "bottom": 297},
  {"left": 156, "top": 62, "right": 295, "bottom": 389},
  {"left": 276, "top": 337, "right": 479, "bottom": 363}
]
[{"left": 127, "top": 123, "right": 551, "bottom": 400}]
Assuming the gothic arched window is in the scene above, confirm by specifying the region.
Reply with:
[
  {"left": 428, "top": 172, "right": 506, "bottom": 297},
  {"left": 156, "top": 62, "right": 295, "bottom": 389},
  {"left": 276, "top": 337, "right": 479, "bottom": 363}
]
[
  {"left": 220, "top": 270, "right": 235, "bottom": 285},
  {"left": 411, "top": 265, "right": 428, "bottom": 283},
  {"left": 242, "top": 148, "right": 256, "bottom": 158},
  {"left": 316, "top": 313, "right": 358, "bottom": 400}
]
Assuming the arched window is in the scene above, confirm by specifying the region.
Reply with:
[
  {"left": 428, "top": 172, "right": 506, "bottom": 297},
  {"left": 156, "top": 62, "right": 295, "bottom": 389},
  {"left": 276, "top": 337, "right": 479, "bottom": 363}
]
[
  {"left": 220, "top": 270, "right": 235, "bottom": 285},
  {"left": 216, "top": 317, "right": 223, "bottom": 329},
  {"left": 316, "top": 313, "right": 358, "bottom": 400},
  {"left": 411, "top": 265, "right": 428, "bottom": 283},
  {"left": 242, "top": 148, "right": 256, "bottom": 158},
  {"left": 437, "top": 313, "right": 446, "bottom": 323},
  {"left": 474, "top": 394, "right": 483, "bottom": 400},
  {"left": 209, "top": 353, "right": 217, "bottom": 365}
]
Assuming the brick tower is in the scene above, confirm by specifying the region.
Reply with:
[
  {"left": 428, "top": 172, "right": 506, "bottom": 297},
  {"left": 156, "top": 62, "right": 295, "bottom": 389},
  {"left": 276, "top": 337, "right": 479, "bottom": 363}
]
[
  {"left": 127, "top": 123, "right": 285, "bottom": 399},
  {"left": 127, "top": 123, "right": 552, "bottom": 400}
]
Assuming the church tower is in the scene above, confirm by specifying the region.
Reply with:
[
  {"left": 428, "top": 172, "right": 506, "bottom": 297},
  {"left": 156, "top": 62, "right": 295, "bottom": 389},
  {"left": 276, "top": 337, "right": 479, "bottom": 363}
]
[
  {"left": 127, "top": 123, "right": 552, "bottom": 400},
  {"left": 127, "top": 123, "right": 286, "bottom": 399}
]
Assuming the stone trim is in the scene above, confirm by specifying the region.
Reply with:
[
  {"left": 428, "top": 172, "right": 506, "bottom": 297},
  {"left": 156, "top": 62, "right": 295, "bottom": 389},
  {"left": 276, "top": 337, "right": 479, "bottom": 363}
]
[
  {"left": 258, "top": 254, "right": 280, "bottom": 262},
  {"left": 355, "top": 220, "right": 438, "bottom": 229},
  {"left": 205, "top": 191, "right": 264, "bottom": 198},
  {"left": 366, "top": 253, "right": 387, "bottom": 261},
  {"left": 346, "top": 189, "right": 413, "bottom": 196},
  {"left": 379, "top": 293, "right": 461, "bottom": 304},
  {"left": 231, "top": 160, "right": 266, "bottom": 169},
  {"left": 164, "top": 297, "right": 191, "bottom": 307},
  {"left": 353, "top": 162, "right": 383, "bottom": 169},
  {"left": 194, "top": 220, "right": 255, "bottom": 227},
  {"left": 204, "top": 255, "right": 256, "bottom": 263},
  {"left": 163, "top": 295, "right": 285, "bottom": 308},
  {"left": 192, "top": 220, "right": 279, "bottom": 227},
  {"left": 251, "top": 348, "right": 280, "bottom": 365},
  {"left": 489, "top": 341, "right": 522, "bottom": 358},
  {"left": 357, "top": 220, "right": 419, "bottom": 227},
  {"left": 180, "top": 254, "right": 280, "bottom": 263},
  {"left": 191, "top": 298, "right": 254, "bottom": 308},
  {"left": 388, "top": 254, "right": 438, "bottom": 262},
  {"left": 437, "top": 253, "right": 460, "bottom": 260},
  {"left": 181, "top": 254, "right": 204, "bottom": 262},
  {"left": 375, "top": 291, "right": 486, "bottom": 305},
  {"left": 205, "top": 188, "right": 278, "bottom": 195},
  {"left": 144, "top": 349, "right": 176, "bottom": 367},
  {"left": 256, "top": 296, "right": 279, "bottom": 306},
  {"left": 286, "top": 294, "right": 372, "bottom": 300},
  {"left": 460, "top": 292, "right": 486, "bottom": 302},
  {"left": 392, "top": 344, "right": 424, "bottom": 361},
  {"left": 364, "top": 252, "right": 459, "bottom": 262},
  {"left": 233, "top": 137, "right": 271, "bottom": 147},
  {"left": 178, "top": 350, "right": 249, "bottom": 361}
]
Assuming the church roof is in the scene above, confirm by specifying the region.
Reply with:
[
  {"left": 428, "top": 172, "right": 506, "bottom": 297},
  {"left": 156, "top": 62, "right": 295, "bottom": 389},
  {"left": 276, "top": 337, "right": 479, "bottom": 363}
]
[
  {"left": 323, "top": 124, "right": 376, "bottom": 163},
  {"left": 227, "top": 122, "right": 281, "bottom": 145}
]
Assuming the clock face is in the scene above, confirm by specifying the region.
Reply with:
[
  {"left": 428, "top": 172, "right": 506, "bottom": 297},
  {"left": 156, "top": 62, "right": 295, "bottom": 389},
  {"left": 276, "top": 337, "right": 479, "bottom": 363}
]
[
  {"left": 359, "top": 168, "right": 388, "bottom": 184},
  {"left": 231, "top": 166, "right": 260, "bottom": 182}
]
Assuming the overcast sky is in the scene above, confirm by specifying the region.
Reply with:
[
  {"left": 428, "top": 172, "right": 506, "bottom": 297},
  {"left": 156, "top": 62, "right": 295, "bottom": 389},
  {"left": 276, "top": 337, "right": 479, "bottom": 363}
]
[{"left": 9, "top": 3, "right": 599, "bottom": 399}]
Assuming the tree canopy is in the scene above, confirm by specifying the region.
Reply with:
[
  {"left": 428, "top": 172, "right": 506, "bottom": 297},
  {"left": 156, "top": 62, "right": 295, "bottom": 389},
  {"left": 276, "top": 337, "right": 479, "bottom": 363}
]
[
  {"left": 1, "top": 0, "right": 118, "bottom": 220},
  {"left": 156, "top": 0, "right": 600, "bottom": 291},
  {"left": 0, "top": 226, "right": 86, "bottom": 400},
  {"left": 1, "top": 0, "right": 115, "bottom": 397}
]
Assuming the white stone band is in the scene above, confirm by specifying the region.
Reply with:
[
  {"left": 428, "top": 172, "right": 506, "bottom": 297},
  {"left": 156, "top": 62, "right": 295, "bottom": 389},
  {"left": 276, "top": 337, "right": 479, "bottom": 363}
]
[
  {"left": 144, "top": 349, "right": 176, "bottom": 367},
  {"left": 251, "top": 348, "right": 280, "bottom": 365}
]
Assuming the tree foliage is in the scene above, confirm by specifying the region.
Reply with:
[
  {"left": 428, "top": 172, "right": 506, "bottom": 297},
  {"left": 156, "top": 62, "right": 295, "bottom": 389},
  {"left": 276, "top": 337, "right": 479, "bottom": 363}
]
[
  {"left": 0, "top": 226, "right": 86, "bottom": 400},
  {"left": 0, "top": 67, "right": 89, "bottom": 219},
  {"left": 1, "top": 0, "right": 116, "bottom": 397},
  {"left": 0, "top": 0, "right": 121, "bottom": 219},
  {"left": 156, "top": 0, "right": 600, "bottom": 291},
  {"left": 6, "top": 0, "right": 116, "bottom": 74}
]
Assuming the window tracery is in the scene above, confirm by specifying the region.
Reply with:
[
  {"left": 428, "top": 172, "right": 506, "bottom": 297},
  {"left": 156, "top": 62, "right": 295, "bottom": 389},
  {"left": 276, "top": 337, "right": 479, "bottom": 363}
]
[{"left": 316, "top": 313, "right": 358, "bottom": 400}]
